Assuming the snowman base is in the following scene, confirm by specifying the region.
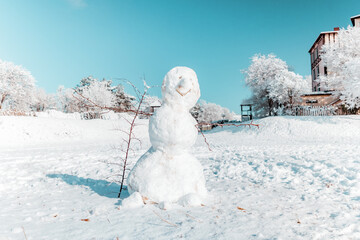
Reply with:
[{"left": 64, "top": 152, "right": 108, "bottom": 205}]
[{"left": 127, "top": 147, "right": 207, "bottom": 204}]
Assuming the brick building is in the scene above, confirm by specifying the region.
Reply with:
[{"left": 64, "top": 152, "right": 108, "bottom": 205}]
[
  {"left": 300, "top": 14, "right": 360, "bottom": 114},
  {"left": 308, "top": 14, "right": 360, "bottom": 92}
]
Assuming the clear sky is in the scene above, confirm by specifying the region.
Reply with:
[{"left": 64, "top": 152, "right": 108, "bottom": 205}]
[{"left": 0, "top": 0, "right": 359, "bottom": 113}]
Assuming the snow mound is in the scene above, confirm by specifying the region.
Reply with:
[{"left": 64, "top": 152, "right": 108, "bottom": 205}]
[
  {"left": 0, "top": 114, "right": 148, "bottom": 148},
  {"left": 121, "top": 192, "right": 144, "bottom": 209},
  {"left": 36, "top": 110, "right": 125, "bottom": 120},
  {"left": 178, "top": 193, "right": 202, "bottom": 207},
  {"left": 212, "top": 116, "right": 360, "bottom": 142},
  {"left": 35, "top": 110, "right": 82, "bottom": 119}
]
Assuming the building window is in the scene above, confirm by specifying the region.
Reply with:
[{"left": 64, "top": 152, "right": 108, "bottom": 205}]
[
  {"left": 316, "top": 66, "right": 320, "bottom": 77},
  {"left": 314, "top": 86, "right": 317, "bottom": 92},
  {"left": 324, "top": 67, "right": 328, "bottom": 76},
  {"left": 312, "top": 69, "right": 316, "bottom": 80}
]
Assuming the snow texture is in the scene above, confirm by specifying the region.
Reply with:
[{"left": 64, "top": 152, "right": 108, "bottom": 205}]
[
  {"left": 127, "top": 66, "right": 207, "bottom": 204},
  {"left": 1, "top": 115, "right": 360, "bottom": 239}
]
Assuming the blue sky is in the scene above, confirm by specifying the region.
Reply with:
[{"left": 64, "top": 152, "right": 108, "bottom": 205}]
[{"left": 0, "top": 0, "right": 359, "bottom": 113}]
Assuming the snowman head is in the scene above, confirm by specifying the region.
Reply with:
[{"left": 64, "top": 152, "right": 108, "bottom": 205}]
[{"left": 162, "top": 66, "right": 200, "bottom": 110}]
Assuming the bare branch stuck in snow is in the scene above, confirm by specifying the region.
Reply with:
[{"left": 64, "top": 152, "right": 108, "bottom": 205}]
[
  {"left": 72, "top": 79, "right": 153, "bottom": 199},
  {"left": 152, "top": 210, "right": 178, "bottom": 227}
]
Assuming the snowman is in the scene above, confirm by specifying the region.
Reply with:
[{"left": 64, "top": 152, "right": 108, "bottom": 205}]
[{"left": 126, "top": 66, "right": 207, "bottom": 206}]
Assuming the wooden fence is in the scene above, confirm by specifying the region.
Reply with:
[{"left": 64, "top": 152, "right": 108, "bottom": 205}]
[{"left": 293, "top": 106, "right": 337, "bottom": 116}]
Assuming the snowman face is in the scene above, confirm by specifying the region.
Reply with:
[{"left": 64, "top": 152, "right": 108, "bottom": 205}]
[{"left": 162, "top": 67, "right": 200, "bottom": 110}]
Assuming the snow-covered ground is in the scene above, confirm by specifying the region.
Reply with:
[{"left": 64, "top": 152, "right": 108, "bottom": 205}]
[{"left": 1, "top": 114, "right": 360, "bottom": 239}]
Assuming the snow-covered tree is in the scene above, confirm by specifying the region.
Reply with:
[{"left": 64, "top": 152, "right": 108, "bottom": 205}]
[
  {"left": 58, "top": 77, "right": 137, "bottom": 113},
  {"left": 243, "top": 54, "right": 309, "bottom": 116},
  {"left": 56, "top": 86, "right": 80, "bottom": 113},
  {"left": 321, "top": 26, "right": 360, "bottom": 109},
  {"left": 113, "top": 84, "right": 135, "bottom": 112},
  {"left": 0, "top": 59, "right": 36, "bottom": 111},
  {"left": 191, "top": 100, "right": 235, "bottom": 123},
  {"left": 73, "top": 76, "right": 116, "bottom": 111},
  {"left": 32, "top": 88, "right": 56, "bottom": 111},
  {"left": 79, "top": 80, "right": 116, "bottom": 109},
  {"left": 76, "top": 75, "right": 97, "bottom": 90}
]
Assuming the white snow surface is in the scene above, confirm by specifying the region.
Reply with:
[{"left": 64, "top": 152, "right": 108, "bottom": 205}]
[
  {"left": 0, "top": 112, "right": 144, "bottom": 149},
  {"left": 0, "top": 115, "right": 360, "bottom": 239}
]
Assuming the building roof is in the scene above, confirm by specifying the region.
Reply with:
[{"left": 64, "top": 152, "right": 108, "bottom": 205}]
[
  {"left": 309, "top": 15, "right": 360, "bottom": 53},
  {"left": 301, "top": 91, "right": 333, "bottom": 97},
  {"left": 350, "top": 14, "right": 360, "bottom": 26},
  {"left": 308, "top": 31, "right": 338, "bottom": 53},
  {"left": 149, "top": 99, "right": 161, "bottom": 107}
]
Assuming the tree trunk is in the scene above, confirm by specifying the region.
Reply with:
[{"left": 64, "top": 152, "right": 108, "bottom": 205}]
[
  {"left": 267, "top": 98, "right": 273, "bottom": 116},
  {"left": 0, "top": 94, "right": 7, "bottom": 110}
]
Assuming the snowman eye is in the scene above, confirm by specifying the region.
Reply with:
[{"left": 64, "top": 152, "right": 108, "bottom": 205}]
[{"left": 179, "top": 76, "right": 182, "bottom": 79}]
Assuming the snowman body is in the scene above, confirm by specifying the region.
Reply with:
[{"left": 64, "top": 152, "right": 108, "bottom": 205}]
[{"left": 127, "top": 67, "right": 207, "bottom": 203}]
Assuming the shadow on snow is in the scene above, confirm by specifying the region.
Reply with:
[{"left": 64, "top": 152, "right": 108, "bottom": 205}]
[{"left": 46, "top": 173, "right": 129, "bottom": 200}]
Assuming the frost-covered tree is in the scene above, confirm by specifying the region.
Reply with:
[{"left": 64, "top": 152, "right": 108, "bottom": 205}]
[
  {"left": 243, "top": 54, "right": 309, "bottom": 116},
  {"left": 191, "top": 100, "right": 235, "bottom": 123},
  {"left": 80, "top": 80, "right": 116, "bottom": 109},
  {"left": 321, "top": 26, "right": 360, "bottom": 109},
  {"left": 56, "top": 86, "right": 80, "bottom": 113},
  {"left": 58, "top": 77, "right": 136, "bottom": 113},
  {"left": 76, "top": 75, "right": 97, "bottom": 90},
  {"left": 32, "top": 88, "right": 56, "bottom": 112},
  {"left": 73, "top": 76, "right": 116, "bottom": 111},
  {"left": 113, "top": 84, "right": 135, "bottom": 112},
  {"left": 0, "top": 59, "right": 36, "bottom": 111}
]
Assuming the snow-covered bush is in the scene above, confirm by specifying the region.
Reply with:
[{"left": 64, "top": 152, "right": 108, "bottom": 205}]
[
  {"left": 321, "top": 26, "right": 360, "bottom": 109},
  {"left": 191, "top": 100, "right": 235, "bottom": 123},
  {"left": 243, "top": 54, "right": 309, "bottom": 117},
  {"left": 0, "top": 59, "right": 36, "bottom": 112}
]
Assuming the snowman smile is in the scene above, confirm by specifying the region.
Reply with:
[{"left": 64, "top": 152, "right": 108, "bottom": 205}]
[
  {"left": 176, "top": 78, "right": 192, "bottom": 96},
  {"left": 176, "top": 87, "right": 191, "bottom": 96}
]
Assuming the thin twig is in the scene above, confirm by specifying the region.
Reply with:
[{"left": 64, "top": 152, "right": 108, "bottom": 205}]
[
  {"left": 196, "top": 121, "right": 259, "bottom": 151},
  {"left": 196, "top": 126, "right": 212, "bottom": 151},
  {"left": 118, "top": 89, "right": 148, "bottom": 198},
  {"left": 113, "top": 78, "right": 142, "bottom": 101},
  {"left": 178, "top": 210, "right": 203, "bottom": 223},
  {"left": 22, "top": 226, "right": 28, "bottom": 240},
  {"left": 152, "top": 210, "right": 178, "bottom": 227},
  {"left": 197, "top": 121, "right": 260, "bottom": 129}
]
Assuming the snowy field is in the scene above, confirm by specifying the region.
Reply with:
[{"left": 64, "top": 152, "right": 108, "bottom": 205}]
[{"left": 1, "top": 114, "right": 360, "bottom": 239}]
